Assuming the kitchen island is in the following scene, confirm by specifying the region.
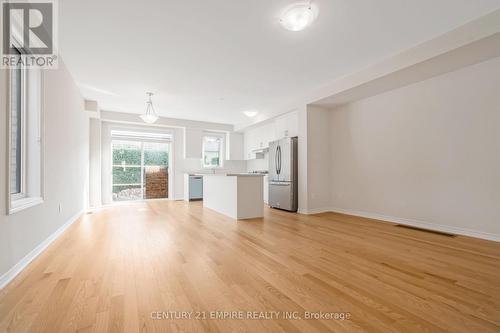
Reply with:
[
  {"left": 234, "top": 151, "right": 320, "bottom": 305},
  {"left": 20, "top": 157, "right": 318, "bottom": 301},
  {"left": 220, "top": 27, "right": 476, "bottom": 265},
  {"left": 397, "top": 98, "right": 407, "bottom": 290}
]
[{"left": 203, "top": 174, "right": 264, "bottom": 219}]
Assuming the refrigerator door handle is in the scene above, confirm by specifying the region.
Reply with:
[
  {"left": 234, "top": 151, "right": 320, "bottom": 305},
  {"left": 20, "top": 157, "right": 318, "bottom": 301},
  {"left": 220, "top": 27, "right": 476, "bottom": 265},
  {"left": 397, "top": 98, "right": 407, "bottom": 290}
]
[
  {"left": 277, "top": 145, "right": 281, "bottom": 175},
  {"left": 279, "top": 145, "right": 282, "bottom": 174},
  {"left": 275, "top": 145, "right": 280, "bottom": 175}
]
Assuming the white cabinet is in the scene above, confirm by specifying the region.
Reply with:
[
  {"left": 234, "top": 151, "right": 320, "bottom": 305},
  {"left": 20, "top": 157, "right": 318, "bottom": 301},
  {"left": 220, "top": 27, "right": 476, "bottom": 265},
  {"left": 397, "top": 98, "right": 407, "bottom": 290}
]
[
  {"left": 253, "top": 122, "right": 275, "bottom": 149},
  {"left": 226, "top": 132, "right": 244, "bottom": 160},
  {"left": 243, "top": 111, "right": 298, "bottom": 160},
  {"left": 275, "top": 111, "right": 298, "bottom": 139},
  {"left": 286, "top": 111, "right": 298, "bottom": 137},
  {"left": 184, "top": 128, "right": 203, "bottom": 159},
  {"left": 244, "top": 123, "right": 275, "bottom": 160},
  {"left": 261, "top": 122, "right": 275, "bottom": 148},
  {"left": 244, "top": 128, "right": 258, "bottom": 160},
  {"left": 253, "top": 126, "right": 264, "bottom": 148},
  {"left": 274, "top": 116, "right": 287, "bottom": 140}
]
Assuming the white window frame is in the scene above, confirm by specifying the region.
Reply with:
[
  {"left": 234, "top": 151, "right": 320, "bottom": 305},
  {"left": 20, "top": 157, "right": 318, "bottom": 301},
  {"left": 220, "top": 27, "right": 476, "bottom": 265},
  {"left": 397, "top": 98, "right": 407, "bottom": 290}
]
[
  {"left": 202, "top": 133, "right": 225, "bottom": 169},
  {"left": 7, "top": 38, "right": 44, "bottom": 215}
]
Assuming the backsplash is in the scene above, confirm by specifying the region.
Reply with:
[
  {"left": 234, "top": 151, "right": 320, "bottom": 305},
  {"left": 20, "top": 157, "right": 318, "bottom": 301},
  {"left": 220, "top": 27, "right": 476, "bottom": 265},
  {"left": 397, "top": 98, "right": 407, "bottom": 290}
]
[
  {"left": 182, "top": 158, "right": 247, "bottom": 174},
  {"left": 246, "top": 153, "right": 269, "bottom": 172}
]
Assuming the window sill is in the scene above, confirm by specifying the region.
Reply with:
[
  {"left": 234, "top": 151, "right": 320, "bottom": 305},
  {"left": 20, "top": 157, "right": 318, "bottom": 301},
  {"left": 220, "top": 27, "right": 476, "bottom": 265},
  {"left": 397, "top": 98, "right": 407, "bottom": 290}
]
[{"left": 9, "top": 197, "right": 43, "bottom": 215}]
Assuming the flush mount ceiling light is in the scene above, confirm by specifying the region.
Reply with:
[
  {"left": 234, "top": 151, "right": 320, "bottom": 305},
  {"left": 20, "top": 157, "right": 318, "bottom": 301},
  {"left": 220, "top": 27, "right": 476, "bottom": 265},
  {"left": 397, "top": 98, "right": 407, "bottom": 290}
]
[
  {"left": 140, "top": 92, "right": 159, "bottom": 124},
  {"left": 280, "top": 1, "right": 319, "bottom": 32},
  {"left": 243, "top": 110, "right": 258, "bottom": 118}
]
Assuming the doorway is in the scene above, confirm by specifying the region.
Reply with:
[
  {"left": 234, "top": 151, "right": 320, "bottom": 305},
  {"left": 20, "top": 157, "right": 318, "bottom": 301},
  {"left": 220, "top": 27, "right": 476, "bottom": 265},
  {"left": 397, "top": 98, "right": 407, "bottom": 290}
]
[{"left": 111, "top": 139, "right": 171, "bottom": 202}]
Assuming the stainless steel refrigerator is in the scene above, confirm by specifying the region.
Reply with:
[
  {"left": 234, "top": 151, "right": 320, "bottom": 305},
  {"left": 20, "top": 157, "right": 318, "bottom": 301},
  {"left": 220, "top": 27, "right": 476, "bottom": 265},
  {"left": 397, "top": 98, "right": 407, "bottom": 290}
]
[{"left": 268, "top": 137, "right": 298, "bottom": 212}]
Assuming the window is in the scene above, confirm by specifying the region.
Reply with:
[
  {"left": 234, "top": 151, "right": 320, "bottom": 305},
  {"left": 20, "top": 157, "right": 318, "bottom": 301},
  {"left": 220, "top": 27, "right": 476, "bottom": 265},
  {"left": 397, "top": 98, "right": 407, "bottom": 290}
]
[
  {"left": 202, "top": 135, "right": 223, "bottom": 168},
  {"left": 8, "top": 47, "right": 44, "bottom": 214},
  {"left": 10, "top": 48, "right": 23, "bottom": 197}
]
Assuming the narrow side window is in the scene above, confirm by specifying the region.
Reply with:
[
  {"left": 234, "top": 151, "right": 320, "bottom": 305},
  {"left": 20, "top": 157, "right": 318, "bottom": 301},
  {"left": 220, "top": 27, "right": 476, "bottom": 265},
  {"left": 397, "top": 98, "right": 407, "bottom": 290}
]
[{"left": 8, "top": 47, "right": 44, "bottom": 214}]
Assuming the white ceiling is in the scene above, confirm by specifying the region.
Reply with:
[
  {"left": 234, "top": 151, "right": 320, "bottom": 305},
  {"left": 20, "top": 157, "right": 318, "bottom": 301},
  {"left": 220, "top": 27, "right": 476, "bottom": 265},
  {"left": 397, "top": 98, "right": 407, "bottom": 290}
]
[{"left": 60, "top": 0, "right": 500, "bottom": 126}]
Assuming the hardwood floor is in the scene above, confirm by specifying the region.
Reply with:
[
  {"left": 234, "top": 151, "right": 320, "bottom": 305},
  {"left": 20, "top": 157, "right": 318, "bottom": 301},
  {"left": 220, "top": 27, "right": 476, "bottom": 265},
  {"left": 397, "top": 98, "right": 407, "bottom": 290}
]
[{"left": 1, "top": 201, "right": 499, "bottom": 332}]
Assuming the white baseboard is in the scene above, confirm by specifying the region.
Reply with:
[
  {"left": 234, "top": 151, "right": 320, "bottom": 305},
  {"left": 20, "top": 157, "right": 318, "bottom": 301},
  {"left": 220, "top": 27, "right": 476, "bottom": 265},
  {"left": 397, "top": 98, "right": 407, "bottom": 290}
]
[
  {"left": 0, "top": 210, "right": 83, "bottom": 290},
  {"left": 326, "top": 207, "right": 500, "bottom": 242},
  {"left": 298, "top": 207, "right": 332, "bottom": 215}
]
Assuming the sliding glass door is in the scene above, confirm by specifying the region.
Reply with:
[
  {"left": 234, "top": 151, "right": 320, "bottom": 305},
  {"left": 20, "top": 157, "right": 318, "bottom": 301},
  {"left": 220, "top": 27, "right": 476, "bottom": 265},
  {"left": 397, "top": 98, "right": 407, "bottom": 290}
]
[
  {"left": 112, "top": 141, "right": 142, "bottom": 201},
  {"left": 112, "top": 140, "right": 170, "bottom": 201}
]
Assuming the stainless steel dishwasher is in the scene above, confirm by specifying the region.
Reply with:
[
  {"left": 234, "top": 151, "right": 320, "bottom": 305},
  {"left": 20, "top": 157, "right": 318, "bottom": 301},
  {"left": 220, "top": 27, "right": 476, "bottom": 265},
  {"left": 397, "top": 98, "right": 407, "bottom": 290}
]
[{"left": 188, "top": 175, "right": 203, "bottom": 200}]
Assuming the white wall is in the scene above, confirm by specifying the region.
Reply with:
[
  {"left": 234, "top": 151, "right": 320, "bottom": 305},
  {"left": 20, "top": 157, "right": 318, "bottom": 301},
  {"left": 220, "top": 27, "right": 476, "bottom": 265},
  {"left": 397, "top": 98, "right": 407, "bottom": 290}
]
[
  {"left": 297, "top": 105, "right": 308, "bottom": 212},
  {"left": 295, "top": 105, "right": 332, "bottom": 214},
  {"left": 246, "top": 154, "right": 268, "bottom": 172},
  {"left": 99, "top": 122, "right": 246, "bottom": 204},
  {"left": 306, "top": 106, "right": 332, "bottom": 212},
  {"left": 172, "top": 128, "right": 246, "bottom": 200},
  {"left": 328, "top": 57, "right": 500, "bottom": 238},
  {"left": 0, "top": 61, "right": 89, "bottom": 278}
]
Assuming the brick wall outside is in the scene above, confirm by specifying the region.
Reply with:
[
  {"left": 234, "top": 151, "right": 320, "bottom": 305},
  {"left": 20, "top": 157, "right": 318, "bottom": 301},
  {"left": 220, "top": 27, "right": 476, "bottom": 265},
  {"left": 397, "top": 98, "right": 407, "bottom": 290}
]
[{"left": 145, "top": 166, "right": 168, "bottom": 199}]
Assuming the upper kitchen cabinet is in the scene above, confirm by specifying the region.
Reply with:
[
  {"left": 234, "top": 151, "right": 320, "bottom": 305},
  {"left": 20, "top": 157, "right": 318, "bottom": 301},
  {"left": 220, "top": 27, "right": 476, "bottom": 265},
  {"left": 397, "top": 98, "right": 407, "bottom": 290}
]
[
  {"left": 244, "top": 122, "right": 275, "bottom": 160},
  {"left": 243, "top": 111, "right": 299, "bottom": 160},
  {"left": 226, "top": 132, "right": 244, "bottom": 160},
  {"left": 244, "top": 128, "right": 257, "bottom": 160},
  {"left": 255, "top": 122, "right": 275, "bottom": 149},
  {"left": 184, "top": 128, "right": 203, "bottom": 158},
  {"left": 275, "top": 111, "right": 298, "bottom": 139}
]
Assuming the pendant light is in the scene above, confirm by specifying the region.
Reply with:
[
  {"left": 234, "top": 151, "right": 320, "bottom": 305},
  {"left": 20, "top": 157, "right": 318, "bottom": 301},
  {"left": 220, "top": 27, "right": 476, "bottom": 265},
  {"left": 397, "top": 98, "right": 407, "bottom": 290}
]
[{"left": 140, "top": 92, "right": 159, "bottom": 124}]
